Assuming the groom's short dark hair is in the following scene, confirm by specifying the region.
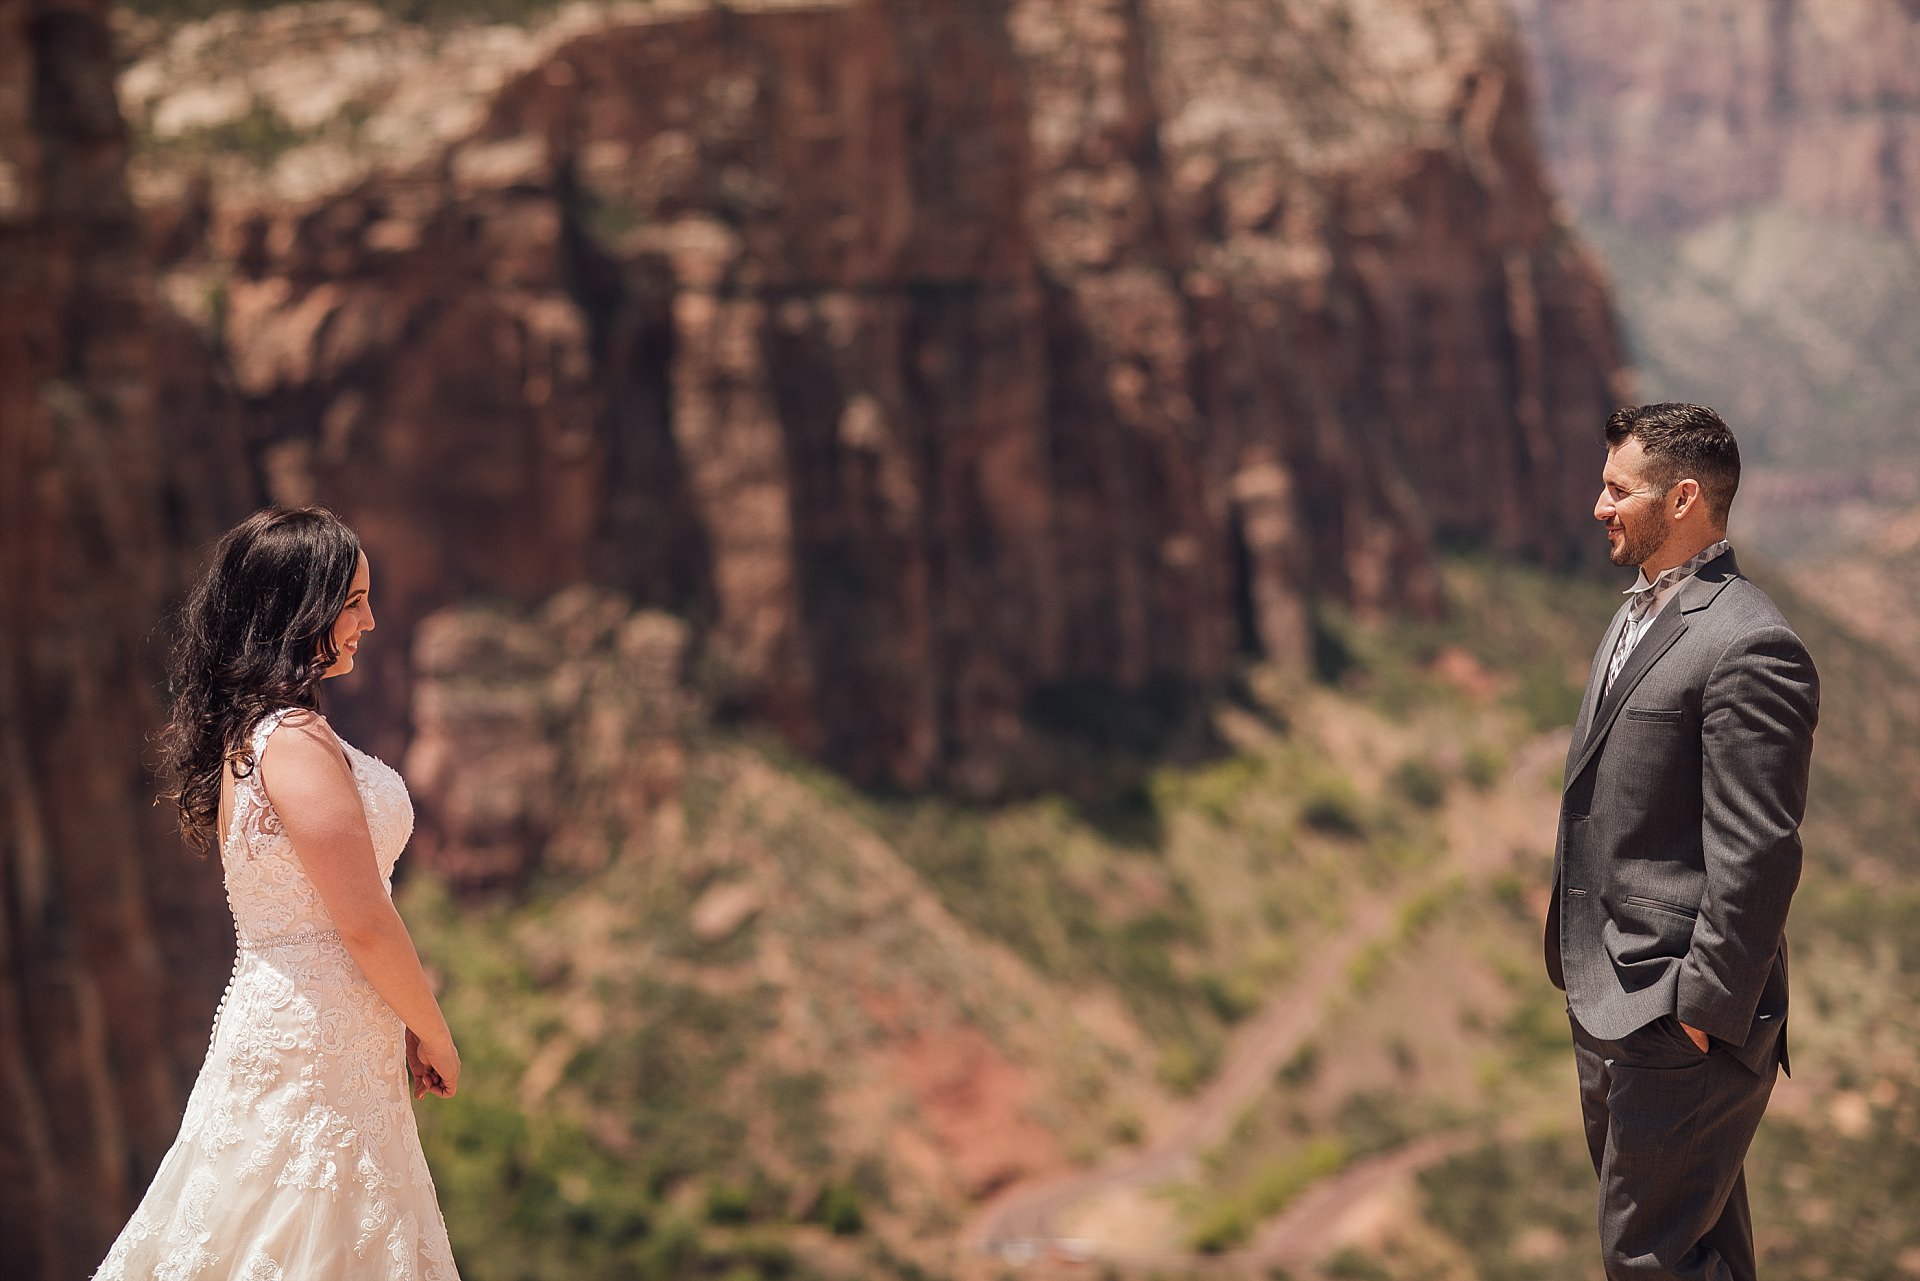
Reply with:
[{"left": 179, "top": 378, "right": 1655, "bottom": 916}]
[{"left": 1604, "top": 402, "right": 1741, "bottom": 526}]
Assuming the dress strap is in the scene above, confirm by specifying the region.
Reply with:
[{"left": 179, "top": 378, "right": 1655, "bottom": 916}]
[
  {"left": 233, "top": 707, "right": 304, "bottom": 816},
  {"left": 224, "top": 708, "right": 300, "bottom": 861},
  {"left": 248, "top": 706, "right": 301, "bottom": 764}
]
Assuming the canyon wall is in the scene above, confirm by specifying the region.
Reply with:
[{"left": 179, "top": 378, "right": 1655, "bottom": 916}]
[
  {"left": 3, "top": 0, "right": 1624, "bottom": 1270},
  {"left": 1508, "top": 0, "right": 1920, "bottom": 477},
  {"left": 139, "top": 0, "right": 1625, "bottom": 810},
  {"left": 1512, "top": 0, "right": 1920, "bottom": 239},
  {"left": 0, "top": 1, "right": 252, "bottom": 1274}
]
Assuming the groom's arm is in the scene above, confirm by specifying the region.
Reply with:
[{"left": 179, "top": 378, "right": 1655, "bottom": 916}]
[{"left": 1676, "top": 624, "right": 1818, "bottom": 1047}]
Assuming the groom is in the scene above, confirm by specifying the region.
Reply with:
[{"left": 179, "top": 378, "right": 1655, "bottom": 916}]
[{"left": 1546, "top": 403, "right": 1818, "bottom": 1281}]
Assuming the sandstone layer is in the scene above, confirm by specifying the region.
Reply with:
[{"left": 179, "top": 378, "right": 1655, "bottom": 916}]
[
  {"left": 1508, "top": 0, "right": 1920, "bottom": 477},
  {"left": 1511, "top": 0, "right": 1920, "bottom": 239},
  {"left": 3, "top": 0, "right": 1626, "bottom": 1270},
  {"left": 403, "top": 588, "right": 699, "bottom": 890},
  {"left": 0, "top": 1, "right": 252, "bottom": 1275},
  {"left": 137, "top": 0, "right": 1625, "bottom": 812}
]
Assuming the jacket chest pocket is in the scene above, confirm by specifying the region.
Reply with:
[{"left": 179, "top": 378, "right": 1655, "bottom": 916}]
[{"left": 1603, "top": 709, "right": 1697, "bottom": 808}]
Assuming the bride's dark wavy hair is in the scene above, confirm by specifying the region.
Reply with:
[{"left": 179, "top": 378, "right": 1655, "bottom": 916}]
[{"left": 159, "top": 506, "right": 362, "bottom": 855}]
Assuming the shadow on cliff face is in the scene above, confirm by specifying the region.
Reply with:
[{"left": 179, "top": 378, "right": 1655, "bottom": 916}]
[{"left": 1018, "top": 672, "right": 1278, "bottom": 850}]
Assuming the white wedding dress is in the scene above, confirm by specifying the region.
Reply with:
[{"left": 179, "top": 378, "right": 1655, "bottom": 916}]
[{"left": 97, "top": 709, "right": 460, "bottom": 1280}]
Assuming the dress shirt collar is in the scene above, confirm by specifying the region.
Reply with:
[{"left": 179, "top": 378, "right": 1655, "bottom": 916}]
[{"left": 1627, "top": 538, "right": 1732, "bottom": 611}]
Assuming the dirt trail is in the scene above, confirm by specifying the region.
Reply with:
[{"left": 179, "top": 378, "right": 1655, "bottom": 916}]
[
  {"left": 971, "top": 894, "right": 1399, "bottom": 1253},
  {"left": 967, "top": 731, "right": 1568, "bottom": 1268},
  {"left": 1248, "top": 1130, "right": 1481, "bottom": 1268}
]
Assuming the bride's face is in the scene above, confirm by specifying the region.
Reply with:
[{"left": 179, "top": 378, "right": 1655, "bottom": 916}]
[{"left": 321, "top": 553, "right": 375, "bottom": 679}]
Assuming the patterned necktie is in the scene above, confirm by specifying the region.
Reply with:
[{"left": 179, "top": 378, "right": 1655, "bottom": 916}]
[{"left": 1603, "top": 586, "right": 1658, "bottom": 694}]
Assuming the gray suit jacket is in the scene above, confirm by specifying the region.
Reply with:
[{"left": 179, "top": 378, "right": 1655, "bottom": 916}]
[{"left": 1546, "top": 551, "right": 1818, "bottom": 1075}]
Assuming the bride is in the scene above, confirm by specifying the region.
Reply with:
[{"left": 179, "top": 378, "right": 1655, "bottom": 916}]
[{"left": 97, "top": 506, "right": 462, "bottom": 1279}]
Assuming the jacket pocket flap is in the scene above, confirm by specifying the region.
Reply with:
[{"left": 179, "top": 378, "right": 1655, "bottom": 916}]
[{"left": 1624, "top": 894, "right": 1698, "bottom": 920}]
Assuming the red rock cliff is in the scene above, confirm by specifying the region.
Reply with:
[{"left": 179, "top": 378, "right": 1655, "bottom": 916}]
[
  {"left": 0, "top": 1, "right": 251, "bottom": 1275},
  {"left": 1507, "top": 0, "right": 1920, "bottom": 475},
  {"left": 3, "top": 1, "right": 1624, "bottom": 1266},
  {"left": 146, "top": 0, "right": 1625, "bottom": 807},
  {"left": 1511, "top": 0, "right": 1920, "bottom": 238}
]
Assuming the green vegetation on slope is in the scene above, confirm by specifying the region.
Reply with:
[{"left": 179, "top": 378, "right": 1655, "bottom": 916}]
[
  {"left": 1323, "top": 560, "right": 1920, "bottom": 1280},
  {"left": 405, "top": 878, "right": 840, "bottom": 1281},
  {"left": 401, "top": 553, "right": 1920, "bottom": 1278}
]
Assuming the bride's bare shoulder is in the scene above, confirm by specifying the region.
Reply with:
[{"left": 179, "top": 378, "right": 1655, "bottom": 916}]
[
  {"left": 270, "top": 707, "right": 331, "bottom": 737},
  {"left": 259, "top": 711, "right": 350, "bottom": 787}
]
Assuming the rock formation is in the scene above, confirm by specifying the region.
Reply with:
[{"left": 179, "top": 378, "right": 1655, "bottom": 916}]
[
  {"left": 1508, "top": 0, "right": 1920, "bottom": 476},
  {"left": 0, "top": 1, "right": 251, "bottom": 1275},
  {"left": 404, "top": 589, "right": 698, "bottom": 891},
  {"left": 3, "top": 0, "right": 1627, "bottom": 1271},
  {"left": 1511, "top": 0, "right": 1920, "bottom": 239},
  {"left": 135, "top": 0, "right": 1625, "bottom": 803}
]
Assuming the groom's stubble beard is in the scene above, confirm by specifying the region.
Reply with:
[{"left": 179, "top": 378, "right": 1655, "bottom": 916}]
[{"left": 1611, "top": 521, "right": 1665, "bottom": 569}]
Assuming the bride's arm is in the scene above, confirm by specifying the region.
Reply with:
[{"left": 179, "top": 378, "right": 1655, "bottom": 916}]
[{"left": 261, "top": 715, "right": 461, "bottom": 1096}]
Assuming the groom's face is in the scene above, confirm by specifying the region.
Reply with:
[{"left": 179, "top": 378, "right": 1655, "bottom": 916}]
[{"left": 1595, "top": 438, "right": 1670, "bottom": 569}]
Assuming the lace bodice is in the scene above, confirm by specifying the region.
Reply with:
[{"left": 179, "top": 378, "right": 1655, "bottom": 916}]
[{"left": 222, "top": 708, "right": 415, "bottom": 945}]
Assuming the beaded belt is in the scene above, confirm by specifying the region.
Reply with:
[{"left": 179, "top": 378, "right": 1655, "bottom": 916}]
[{"left": 238, "top": 928, "right": 341, "bottom": 951}]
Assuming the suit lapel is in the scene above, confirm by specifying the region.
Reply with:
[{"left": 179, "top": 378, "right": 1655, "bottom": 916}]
[
  {"left": 1571, "top": 601, "right": 1631, "bottom": 751},
  {"left": 1564, "top": 552, "right": 1743, "bottom": 791},
  {"left": 1576, "top": 605, "right": 1687, "bottom": 756}
]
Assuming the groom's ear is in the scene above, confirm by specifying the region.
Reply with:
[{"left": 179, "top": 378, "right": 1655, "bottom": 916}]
[{"left": 1672, "top": 477, "right": 1702, "bottom": 517}]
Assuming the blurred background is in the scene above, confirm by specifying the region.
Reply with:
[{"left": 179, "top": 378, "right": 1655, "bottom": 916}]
[{"left": 3, "top": 1, "right": 1918, "bottom": 1278}]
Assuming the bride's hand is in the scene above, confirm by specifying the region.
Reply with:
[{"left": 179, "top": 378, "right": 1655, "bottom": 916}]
[
  {"left": 407, "top": 1028, "right": 461, "bottom": 1099},
  {"left": 405, "top": 1029, "right": 431, "bottom": 1100}
]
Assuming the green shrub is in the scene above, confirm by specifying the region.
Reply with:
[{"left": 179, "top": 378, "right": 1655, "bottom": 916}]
[
  {"left": 1277, "top": 1040, "right": 1320, "bottom": 1086},
  {"left": 1418, "top": 1137, "right": 1592, "bottom": 1281},
  {"left": 1189, "top": 1202, "right": 1253, "bottom": 1254},
  {"left": 815, "top": 1184, "right": 864, "bottom": 1236},
  {"left": 715, "top": 1234, "right": 797, "bottom": 1280},
  {"left": 1389, "top": 757, "right": 1448, "bottom": 811},
  {"left": 767, "top": 1073, "right": 831, "bottom": 1168},
  {"left": 1515, "top": 664, "right": 1582, "bottom": 733},
  {"left": 1188, "top": 1140, "right": 1347, "bottom": 1252},
  {"left": 1310, "top": 611, "right": 1361, "bottom": 684},
  {"left": 1333, "top": 1090, "right": 1417, "bottom": 1158},
  {"left": 1463, "top": 743, "right": 1506, "bottom": 792},
  {"left": 1197, "top": 972, "right": 1260, "bottom": 1023},
  {"left": 704, "top": 1180, "right": 754, "bottom": 1226},
  {"left": 642, "top": 1216, "right": 704, "bottom": 1278},
  {"left": 1347, "top": 939, "right": 1391, "bottom": 992},
  {"left": 1156, "top": 1039, "right": 1221, "bottom": 1095},
  {"left": 1490, "top": 870, "right": 1529, "bottom": 917},
  {"left": 1107, "top": 1110, "right": 1145, "bottom": 1145},
  {"left": 1168, "top": 754, "right": 1266, "bottom": 826},
  {"left": 1395, "top": 877, "right": 1463, "bottom": 936},
  {"left": 1324, "top": 1249, "right": 1394, "bottom": 1280},
  {"left": 1300, "top": 780, "right": 1366, "bottom": 838},
  {"left": 1501, "top": 984, "right": 1571, "bottom": 1064}
]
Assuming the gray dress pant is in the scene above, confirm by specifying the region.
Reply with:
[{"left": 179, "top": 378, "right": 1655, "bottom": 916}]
[{"left": 1571, "top": 1013, "right": 1778, "bottom": 1281}]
